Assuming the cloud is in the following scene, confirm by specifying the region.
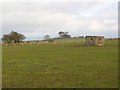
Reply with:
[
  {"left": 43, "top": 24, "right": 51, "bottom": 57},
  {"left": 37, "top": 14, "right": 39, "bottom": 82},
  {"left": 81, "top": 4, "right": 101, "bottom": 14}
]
[{"left": 1, "top": 1, "right": 118, "bottom": 40}]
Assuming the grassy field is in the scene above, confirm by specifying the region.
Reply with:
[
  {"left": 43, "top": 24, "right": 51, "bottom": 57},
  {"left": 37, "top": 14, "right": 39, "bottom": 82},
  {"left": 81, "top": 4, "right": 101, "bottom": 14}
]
[
  {"left": 53, "top": 38, "right": 85, "bottom": 43},
  {"left": 2, "top": 40, "right": 118, "bottom": 88}
]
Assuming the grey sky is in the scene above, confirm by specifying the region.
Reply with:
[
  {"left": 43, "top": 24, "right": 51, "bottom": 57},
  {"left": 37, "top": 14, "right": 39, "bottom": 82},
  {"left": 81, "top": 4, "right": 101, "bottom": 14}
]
[{"left": 1, "top": 0, "right": 118, "bottom": 40}]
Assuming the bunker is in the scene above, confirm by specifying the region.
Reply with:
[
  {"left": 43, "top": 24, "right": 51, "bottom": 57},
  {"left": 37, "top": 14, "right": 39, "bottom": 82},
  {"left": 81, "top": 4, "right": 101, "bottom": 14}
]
[{"left": 85, "top": 36, "right": 104, "bottom": 46}]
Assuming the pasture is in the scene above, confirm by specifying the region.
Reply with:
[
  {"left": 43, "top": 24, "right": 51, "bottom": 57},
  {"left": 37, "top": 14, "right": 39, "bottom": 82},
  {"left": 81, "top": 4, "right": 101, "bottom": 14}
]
[{"left": 2, "top": 40, "right": 118, "bottom": 88}]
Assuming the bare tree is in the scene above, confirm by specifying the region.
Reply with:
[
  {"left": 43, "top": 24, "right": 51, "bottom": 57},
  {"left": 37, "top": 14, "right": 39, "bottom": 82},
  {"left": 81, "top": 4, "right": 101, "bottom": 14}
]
[{"left": 44, "top": 34, "right": 50, "bottom": 40}]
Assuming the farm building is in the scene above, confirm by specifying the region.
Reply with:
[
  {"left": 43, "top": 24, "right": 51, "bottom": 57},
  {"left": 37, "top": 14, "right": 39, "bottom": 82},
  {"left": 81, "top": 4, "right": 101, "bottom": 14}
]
[{"left": 85, "top": 36, "right": 104, "bottom": 46}]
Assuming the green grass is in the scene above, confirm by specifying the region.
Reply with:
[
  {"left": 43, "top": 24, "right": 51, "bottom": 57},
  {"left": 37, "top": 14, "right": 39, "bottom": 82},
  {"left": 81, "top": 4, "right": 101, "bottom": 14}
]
[
  {"left": 53, "top": 38, "right": 85, "bottom": 43},
  {"left": 2, "top": 41, "right": 118, "bottom": 88}
]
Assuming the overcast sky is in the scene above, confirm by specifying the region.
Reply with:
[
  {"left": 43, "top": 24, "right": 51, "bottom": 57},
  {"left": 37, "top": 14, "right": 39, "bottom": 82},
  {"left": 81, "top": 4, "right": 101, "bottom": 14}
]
[{"left": 1, "top": 0, "right": 118, "bottom": 40}]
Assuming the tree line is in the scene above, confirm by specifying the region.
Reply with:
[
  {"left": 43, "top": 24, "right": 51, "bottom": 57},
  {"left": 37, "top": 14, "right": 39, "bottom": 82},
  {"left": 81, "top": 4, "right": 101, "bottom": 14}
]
[
  {"left": 2, "top": 31, "right": 83, "bottom": 44},
  {"left": 44, "top": 31, "right": 71, "bottom": 40}
]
